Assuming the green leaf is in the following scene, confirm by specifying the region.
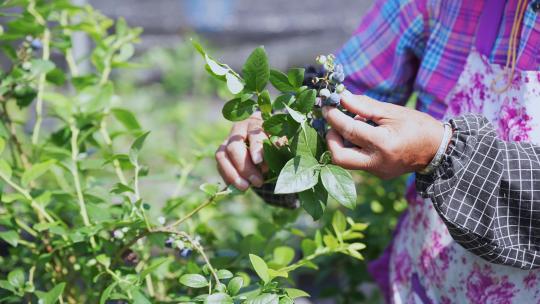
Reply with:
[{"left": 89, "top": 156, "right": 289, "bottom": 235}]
[
  {"left": 225, "top": 72, "right": 245, "bottom": 94},
  {"left": 262, "top": 141, "right": 290, "bottom": 173},
  {"left": 205, "top": 54, "right": 229, "bottom": 76},
  {"left": 132, "top": 289, "right": 151, "bottom": 304},
  {"left": 332, "top": 211, "right": 347, "bottom": 235},
  {"left": 298, "top": 183, "right": 328, "bottom": 220},
  {"left": 269, "top": 70, "right": 295, "bottom": 92},
  {"left": 0, "top": 230, "right": 19, "bottom": 247},
  {"left": 284, "top": 288, "right": 310, "bottom": 299},
  {"left": 179, "top": 274, "right": 208, "bottom": 288},
  {"left": 243, "top": 47, "right": 269, "bottom": 92},
  {"left": 320, "top": 165, "right": 357, "bottom": 209},
  {"left": 301, "top": 239, "right": 317, "bottom": 257},
  {"left": 216, "top": 269, "right": 233, "bottom": 280},
  {"left": 35, "top": 283, "right": 66, "bottom": 304},
  {"left": 111, "top": 108, "right": 142, "bottom": 130},
  {"left": 96, "top": 254, "right": 111, "bottom": 269},
  {"left": 129, "top": 131, "right": 151, "bottom": 164},
  {"left": 249, "top": 254, "right": 270, "bottom": 283},
  {"left": 291, "top": 125, "right": 322, "bottom": 158},
  {"left": 46, "top": 68, "right": 66, "bottom": 85},
  {"left": 205, "top": 293, "right": 233, "bottom": 304},
  {"left": 99, "top": 282, "right": 117, "bottom": 304},
  {"left": 273, "top": 246, "right": 295, "bottom": 266},
  {"left": 227, "top": 277, "right": 244, "bottom": 295},
  {"left": 21, "top": 160, "right": 56, "bottom": 187},
  {"left": 323, "top": 234, "right": 339, "bottom": 249},
  {"left": 199, "top": 183, "right": 220, "bottom": 196},
  {"left": 287, "top": 68, "right": 305, "bottom": 88},
  {"left": 285, "top": 105, "right": 306, "bottom": 124},
  {"left": 0, "top": 159, "right": 12, "bottom": 180},
  {"left": 31, "top": 59, "right": 55, "bottom": 75},
  {"left": 262, "top": 114, "right": 299, "bottom": 137},
  {"left": 247, "top": 294, "right": 279, "bottom": 304},
  {"left": 0, "top": 137, "right": 5, "bottom": 154},
  {"left": 139, "top": 257, "right": 170, "bottom": 278},
  {"left": 273, "top": 94, "right": 295, "bottom": 110},
  {"left": 222, "top": 98, "right": 257, "bottom": 122},
  {"left": 275, "top": 155, "right": 320, "bottom": 194},
  {"left": 294, "top": 89, "right": 316, "bottom": 113},
  {"left": 7, "top": 268, "right": 24, "bottom": 289},
  {"left": 257, "top": 90, "right": 272, "bottom": 118}
]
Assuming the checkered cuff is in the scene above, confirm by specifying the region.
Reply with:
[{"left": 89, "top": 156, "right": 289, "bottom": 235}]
[{"left": 417, "top": 114, "right": 540, "bottom": 269}]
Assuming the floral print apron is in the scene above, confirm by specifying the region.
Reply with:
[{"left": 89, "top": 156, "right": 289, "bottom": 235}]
[{"left": 386, "top": 1, "right": 540, "bottom": 303}]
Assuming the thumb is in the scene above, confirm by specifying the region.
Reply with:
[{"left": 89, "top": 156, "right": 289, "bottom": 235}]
[{"left": 340, "top": 91, "right": 387, "bottom": 124}]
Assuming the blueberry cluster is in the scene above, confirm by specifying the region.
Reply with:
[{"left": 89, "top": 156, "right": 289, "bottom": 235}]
[
  {"left": 165, "top": 236, "right": 193, "bottom": 258},
  {"left": 312, "top": 54, "right": 346, "bottom": 107}
]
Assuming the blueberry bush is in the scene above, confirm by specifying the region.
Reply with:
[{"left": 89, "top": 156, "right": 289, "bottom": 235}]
[{"left": 0, "top": 1, "right": 375, "bottom": 303}]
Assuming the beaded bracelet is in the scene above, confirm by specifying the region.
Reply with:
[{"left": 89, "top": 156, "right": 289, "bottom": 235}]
[{"left": 417, "top": 122, "right": 453, "bottom": 175}]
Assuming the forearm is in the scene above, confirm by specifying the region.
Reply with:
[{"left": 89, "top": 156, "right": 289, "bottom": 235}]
[{"left": 416, "top": 114, "right": 540, "bottom": 269}]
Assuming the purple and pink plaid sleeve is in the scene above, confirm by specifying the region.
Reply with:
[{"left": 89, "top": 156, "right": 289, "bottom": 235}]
[{"left": 336, "top": 0, "right": 540, "bottom": 119}]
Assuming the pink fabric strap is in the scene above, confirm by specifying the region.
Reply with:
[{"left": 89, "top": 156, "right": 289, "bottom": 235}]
[{"left": 476, "top": 0, "right": 507, "bottom": 57}]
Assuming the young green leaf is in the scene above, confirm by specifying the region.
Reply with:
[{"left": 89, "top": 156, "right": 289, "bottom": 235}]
[
  {"left": 0, "top": 159, "right": 12, "bottom": 180},
  {"left": 320, "top": 165, "right": 357, "bottom": 209},
  {"left": 275, "top": 155, "right": 320, "bottom": 194},
  {"left": 247, "top": 293, "right": 279, "bottom": 304},
  {"left": 35, "top": 283, "right": 66, "bottom": 304},
  {"left": 298, "top": 183, "right": 328, "bottom": 220},
  {"left": 269, "top": 69, "right": 295, "bottom": 92},
  {"left": 96, "top": 254, "right": 111, "bottom": 269},
  {"left": 284, "top": 288, "right": 310, "bottom": 299},
  {"left": 216, "top": 269, "right": 233, "bottom": 280},
  {"left": 21, "top": 160, "right": 56, "bottom": 187},
  {"left": 258, "top": 90, "right": 272, "bottom": 118},
  {"left": 111, "top": 108, "right": 142, "bottom": 131},
  {"left": 287, "top": 68, "right": 305, "bottom": 88},
  {"left": 179, "top": 274, "right": 208, "bottom": 288},
  {"left": 332, "top": 211, "right": 347, "bottom": 235},
  {"left": 243, "top": 47, "right": 269, "bottom": 92},
  {"left": 273, "top": 246, "right": 295, "bottom": 266},
  {"left": 7, "top": 268, "right": 24, "bottom": 289},
  {"left": 129, "top": 131, "right": 151, "bottom": 164},
  {"left": 249, "top": 254, "right": 270, "bottom": 283},
  {"left": 222, "top": 98, "right": 257, "bottom": 121},
  {"left": 227, "top": 277, "right": 244, "bottom": 295}
]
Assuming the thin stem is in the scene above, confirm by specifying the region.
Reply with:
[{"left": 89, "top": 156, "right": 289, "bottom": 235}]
[
  {"left": 69, "top": 123, "right": 96, "bottom": 248},
  {"left": 29, "top": 0, "right": 51, "bottom": 145},
  {"left": 1, "top": 101, "right": 30, "bottom": 169},
  {"left": 167, "top": 188, "right": 224, "bottom": 229},
  {"left": 0, "top": 173, "right": 54, "bottom": 223}
]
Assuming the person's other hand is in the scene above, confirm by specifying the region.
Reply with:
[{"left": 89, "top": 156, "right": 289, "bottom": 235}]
[
  {"left": 323, "top": 91, "right": 447, "bottom": 179},
  {"left": 215, "top": 112, "right": 266, "bottom": 190}
]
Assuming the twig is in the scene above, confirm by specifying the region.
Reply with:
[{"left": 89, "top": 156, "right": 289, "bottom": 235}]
[{"left": 0, "top": 101, "right": 30, "bottom": 169}]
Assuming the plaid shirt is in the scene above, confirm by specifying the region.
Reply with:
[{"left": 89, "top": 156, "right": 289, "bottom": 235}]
[
  {"left": 336, "top": 0, "right": 540, "bottom": 119},
  {"left": 417, "top": 115, "right": 540, "bottom": 270}
]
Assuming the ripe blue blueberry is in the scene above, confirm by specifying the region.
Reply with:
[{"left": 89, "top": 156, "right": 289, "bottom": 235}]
[
  {"left": 324, "top": 93, "right": 341, "bottom": 106},
  {"left": 31, "top": 39, "right": 42, "bottom": 50},
  {"left": 179, "top": 248, "right": 193, "bottom": 258},
  {"left": 311, "top": 118, "right": 326, "bottom": 135},
  {"left": 335, "top": 64, "right": 344, "bottom": 75},
  {"left": 165, "top": 237, "right": 174, "bottom": 248},
  {"left": 331, "top": 72, "right": 345, "bottom": 83}
]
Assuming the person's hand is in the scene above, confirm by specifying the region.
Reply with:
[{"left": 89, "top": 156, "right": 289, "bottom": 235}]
[
  {"left": 215, "top": 112, "right": 267, "bottom": 191},
  {"left": 323, "top": 91, "right": 447, "bottom": 179}
]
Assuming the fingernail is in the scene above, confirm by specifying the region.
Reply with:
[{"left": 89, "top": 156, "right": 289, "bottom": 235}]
[
  {"left": 252, "top": 152, "right": 263, "bottom": 164},
  {"left": 248, "top": 175, "right": 263, "bottom": 187},
  {"left": 235, "top": 177, "right": 249, "bottom": 190}
]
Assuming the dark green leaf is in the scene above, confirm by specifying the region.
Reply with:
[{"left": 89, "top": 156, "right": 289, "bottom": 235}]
[
  {"left": 7, "top": 268, "right": 24, "bottom": 289},
  {"left": 262, "top": 114, "right": 299, "bottom": 137},
  {"left": 0, "top": 231, "right": 19, "bottom": 247},
  {"left": 320, "top": 165, "right": 357, "bottom": 209},
  {"left": 273, "top": 94, "right": 295, "bottom": 111},
  {"left": 243, "top": 47, "right": 269, "bottom": 92},
  {"left": 222, "top": 98, "right": 257, "bottom": 122},
  {"left": 291, "top": 126, "right": 323, "bottom": 158},
  {"left": 298, "top": 183, "right": 328, "bottom": 220},
  {"left": 287, "top": 68, "right": 305, "bottom": 88},
  {"left": 294, "top": 89, "right": 316, "bottom": 113},
  {"left": 262, "top": 141, "right": 291, "bottom": 173},
  {"left": 258, "top": 90, "right": 272, "bottom": 118},
  {"left": 269, "top": 70, "right": 294, "bottom": 92},
  {"left": 275, "top": 155, "right": 320, "bottom": 194}
]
